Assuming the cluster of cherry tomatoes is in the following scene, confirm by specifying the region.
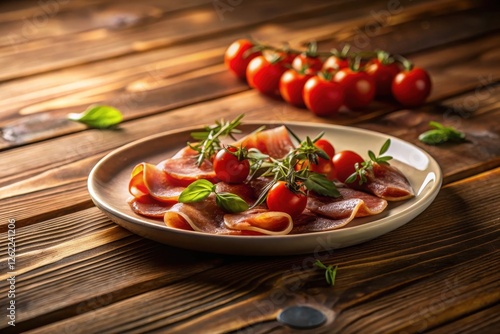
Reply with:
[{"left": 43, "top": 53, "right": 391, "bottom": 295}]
[
  {"left": 213, "top": 136, "right": 365, "bottom": 218},
  {"left": 224, "top": 39, "right": 432, "bottom": 116}
]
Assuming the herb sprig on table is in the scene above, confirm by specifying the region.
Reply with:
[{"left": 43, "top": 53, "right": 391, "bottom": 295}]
[
  {"left": 418, "top": 121, "right": 466, "bottom": 145},
  {"left": 314, "top": 260, "right": 338, "bottom": 286}
]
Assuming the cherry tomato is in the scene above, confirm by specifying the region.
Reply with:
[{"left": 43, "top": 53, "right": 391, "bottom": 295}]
[
  {"left": 298, "top": 158, "right": 336, "bottom": 181},
  {"left": 333, "top": 150, "right": 364, "bottom": 183},
  {"left": 278, "top": 51, "right": 299, "bottom": 66},
  {"left": 322, "top": 55, "right": 349, "bottom": 73},
  {"left": 279, "top": 69, "right": 313, "bottom": 107},
  {"left": 266, "top": 181, "right": 307, "bottom": 217},
  {"left": 314, "top": 138, "right": 335, "bottom": 158},
  {"left": 366, "top": 59, "right": 400, "bottom": 97},
  {"left": 292, "top": 53, "right": 323, "bottom": 74},
  {"left": 213, "top": 147, "right": 250, "bottom": 184},
  {"left": 303, "top": 75, "right": 344, "bottom": 117},
  {"left": 392, "top": 67, "right": 432, "bottom": 107},
  {"left": 246, "top": 55, "right": 287, "bottom": 96},
  {"left": 295, "top": 139, "right": 336, "bottom": 180},
  {"left": 334, "top": 68, "right": 375, "bottom": 110},
  {"left": 224, "top": 39, "right": 261, "bottom": 80}
]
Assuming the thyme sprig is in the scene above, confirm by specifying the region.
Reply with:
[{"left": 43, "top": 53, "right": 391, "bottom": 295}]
[
  {"left": 345, "top": 139, "right": 393, "bottom": 185},
  {"left": 250, "top": 135, "right": 340, "bottom": 208},
  {"left": 314, "top": 260, "right": 338, "bottom": 286},
  {"left": 189, "top": 114, "right": 245, "bottom": 167}
]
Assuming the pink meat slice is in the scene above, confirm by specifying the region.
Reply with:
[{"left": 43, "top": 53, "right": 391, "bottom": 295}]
[
  {"left": 128, "top": 162, "right": 185, "bottom": 203},
  {"left": 128, "top": 195, "right": 173, "bottom": 219},
  {"left": 350, "top": 163, "right": 415, "bottom": 201},
  {"left": 292, "top": 188, "right": 387, "bottom": 233},
  {"left": 231, "top": 125, "right": 295, "bottom": 158}
]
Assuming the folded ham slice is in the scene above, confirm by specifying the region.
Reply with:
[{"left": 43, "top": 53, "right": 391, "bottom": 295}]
[
  {"left": 129, "top": 162, "right": 184, "bottom": 203},
  {"left": 291, "top": 188, "right": 387, "bottom": 233},
  {"left": 231, "top": 125, "right": 294, "bottom": 158},
  {"left": 128, "top": 195, "right": 173, "bottom": 219},
  {"left": 348, "top": 163, "right": 414, "bottom": 201},
  {"left": 164, "top": 195, "right": 292, "bottom": 235}
]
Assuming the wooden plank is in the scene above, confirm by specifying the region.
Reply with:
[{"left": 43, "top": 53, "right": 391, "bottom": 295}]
[
  {"left": 10, "top": 168, "right": 499, "bottom": 333},
  {"left": 0, "top": 0, "right": 360, "bottom": 81},
  {"left": 0, "top": 72, "right": 498, "bottom": 229},
  {"left": 1, "top": 2, "right": 498, "bottom": 149},
  {"left": 426, "top": 304, "right": 500, "bottom": 334},
  {"left": 0, "top": 0, "right": 428, "bottom": 123}
]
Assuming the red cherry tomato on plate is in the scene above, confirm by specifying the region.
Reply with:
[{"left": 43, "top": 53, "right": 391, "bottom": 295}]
[
  {"left": 266, "top": 181, "right": 307, "bottom": 217},
  {"left": 334, "top": 68, "right": 376, "bottom": 110},
  {"left": 333, "top": 150, "right": 364, "bottom": 183},
  {"left": 292, "top": 54, "right": 323, "bottom": 74},
  {"left": 392, "top": 67, "right": 432, "bottom": 107},
  {"left": 303, "top": 75, "right": 344, "bottom": 117},
  {"left": 279, "top": 69, "right": 313, "bottom": 107},
  {"left": 246, "top": 55, "right": 287, "bottom": 96},
  {"left": 224, "top": 39, "right": 261, "bottom": 80},
  {"left": 295, "top": 138, "right": 336, "bottom": 180},
  {"left": 366, "top": 59, "right": 400, "bottom": 97},
  {"left": 213, "top": 147, "right": 250, "bottom": 184},
  {"left": 314, "top": 138, "right": 335, "bottom": 159}
]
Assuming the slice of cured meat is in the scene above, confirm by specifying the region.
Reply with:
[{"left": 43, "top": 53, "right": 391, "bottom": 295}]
[
  {"left": 291, "top": 188, "right": 387, "bottom": 233},
  {"left": 129, "top": 162, "right": 185, "bottom": 203},
  {"left": 159, "top": 156, "right": 218, "bottom": 187},
  {"left": 231, "top": 125, "right": 295, "bottom": 158},
  {"left": 164, "top": 195, "right": 292, "bottom": 235},
  {"left": 224, "top": 209, "right": 292, "bottom": 235},
  {"left": 349, "top": 163, "right": 414, "bottom": 201},
  {"left": 128, "top": 195, "right": 173, "bottom": 219}
]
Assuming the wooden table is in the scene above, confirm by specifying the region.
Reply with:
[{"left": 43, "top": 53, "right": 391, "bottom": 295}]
[{"left": 1, "top": 0, "right": 499, "bottom": 333}]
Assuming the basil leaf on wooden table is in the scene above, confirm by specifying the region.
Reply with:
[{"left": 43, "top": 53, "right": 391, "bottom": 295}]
[{"left": 68, "top": 105, "right": 123, "bottom": 129}]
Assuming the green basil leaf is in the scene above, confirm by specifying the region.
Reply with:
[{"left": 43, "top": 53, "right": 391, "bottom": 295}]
[
  {"left": 447, "top": 128, "right": 466, "bottom": 141},
  {"left": 304, "top": 173, "right": 340, "bottom": 197},
  {"left": 418, "top": 129, "right": 449, "bottom": 145},
  {"left": 215, "top": 192, "right": 249, "bottom": 213},
  {"left": 379, "top": 139, "right": 391, "bottom": 155},
  {"left": 178, "top": 179, "right": 214, "bottom": 203},
  {"left": 67, "top": 105, "right": 123, "bottom": 129},
  {"left": 429, "top": 121, "right": 445, "bottom": 130}
]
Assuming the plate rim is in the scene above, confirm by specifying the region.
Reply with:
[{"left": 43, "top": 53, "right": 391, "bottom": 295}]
[{"left": 88, "top": 120, "right": 443, "bottom": 250}]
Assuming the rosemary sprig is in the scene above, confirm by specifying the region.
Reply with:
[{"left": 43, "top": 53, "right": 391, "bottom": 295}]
[
  {"left": 314, "top": 260, "right": 338, "bottom": 286},
  {"left": 189, "top": 114, "right": 245, "bottom": 166},
  {"left": 345, "top": 139, "right": 393, "bottom": 185},
  {"left": 250, "top": 135, "right": 340, "bottom": 208}
]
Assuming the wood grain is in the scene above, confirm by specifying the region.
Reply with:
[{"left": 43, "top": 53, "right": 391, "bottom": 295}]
[
  {"left": 1, "top": 71, "right": 498, "bottom": 229},
  {"left": 5, "top": 168, "right": 496, "bottom": 333},
  {"left": 0, "top": 1, "right": 498, "bottom": 332},
  {"left": 1, "top": 0, "right": 497, "bottom": 150}
]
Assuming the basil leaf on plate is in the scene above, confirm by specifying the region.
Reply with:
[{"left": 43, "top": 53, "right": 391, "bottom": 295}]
[
  {"left": 215, "top": 192, "right": 249, "bottom": 213},
  {"left": 178, "top": 179, "right": 215, "bottom": 203}
]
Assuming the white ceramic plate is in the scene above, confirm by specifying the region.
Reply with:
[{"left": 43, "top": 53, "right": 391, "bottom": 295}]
[{"left": 88, "top": 121, "right": 442, "bottom": 256}]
